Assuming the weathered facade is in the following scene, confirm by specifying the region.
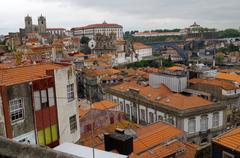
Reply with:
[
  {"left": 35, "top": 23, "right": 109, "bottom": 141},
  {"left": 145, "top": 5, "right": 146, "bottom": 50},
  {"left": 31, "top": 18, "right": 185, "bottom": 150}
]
[
  {"left": 0, "top": 63, "right": 80, "bottom": 147},
  {"left": 104, "top": 81, "right": 226, "bottom": 144}
]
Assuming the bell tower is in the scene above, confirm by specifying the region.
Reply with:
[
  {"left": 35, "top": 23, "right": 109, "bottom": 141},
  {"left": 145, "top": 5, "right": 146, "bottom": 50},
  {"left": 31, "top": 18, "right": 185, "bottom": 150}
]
[
  {"left": 38, "top": 14, "right": 46, "bottom": 34},
  {"left": 25, "top": 15, "right": 32, "bottom": 33}
]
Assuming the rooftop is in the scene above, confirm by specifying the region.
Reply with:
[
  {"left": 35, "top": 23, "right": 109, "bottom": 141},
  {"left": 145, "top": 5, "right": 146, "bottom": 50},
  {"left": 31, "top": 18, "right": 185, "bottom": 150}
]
[
  {"left": 0, "top": 63, "right": 68, "bottom": 86},
  {"left": 133, "top": 42, "right": 152, "bottom": 50},
  {"left": 85, "top": 68, "right": 121, "bottom": 77},
  {"left": 111, "top": 81, "right": 212, "bottom": 110},
  {"left": 159, "top": 93, "right": 212, "bottom": 110},
  {"left": 188, "top": 78, "right": 238, "bottom": 90},
  {"left": 137, "top": 140, "right": 197, "bottom": 158},
  {"left": 79, "top": 100, "right": 119, "bottom": 118},
  {"left": 72, "top": 22, "right": 123, "bottom": 30},
  {"left": 215, "top": 72, "right": 240, "bottom": 83},
  {"left": 92, "top": 100, "right": 118, "bottom": 110},
  {"left": 212, "top": 128, "right": 240, "bottom": 152},
  {"left": 133, "top": 122, "right": 184, "bottom": 154}
]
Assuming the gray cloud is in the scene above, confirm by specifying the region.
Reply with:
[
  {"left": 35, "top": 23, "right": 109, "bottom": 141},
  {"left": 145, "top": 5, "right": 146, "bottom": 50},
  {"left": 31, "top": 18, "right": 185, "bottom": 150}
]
[{"left": 0, "top": 0, "right": 240, "bottom": 34}]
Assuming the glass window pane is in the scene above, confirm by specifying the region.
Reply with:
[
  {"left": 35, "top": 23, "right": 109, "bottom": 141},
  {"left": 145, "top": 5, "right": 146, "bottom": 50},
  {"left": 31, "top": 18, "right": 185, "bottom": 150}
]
[
  {"left": 41, "top": 90, "right": 47, "bottom": 103},
  {"left": 48, "top": 88, "right": 55, "bottom": 106},
  {"left": 34, "top": 91, "right": 41, "bottom": 111}
]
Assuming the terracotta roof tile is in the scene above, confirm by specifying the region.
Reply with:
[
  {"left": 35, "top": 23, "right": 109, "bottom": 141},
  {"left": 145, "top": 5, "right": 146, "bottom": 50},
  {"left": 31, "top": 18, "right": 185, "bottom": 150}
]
[
  {"left": 213, "top": 128, "right": 240, "bottom": 152},
  {"left": 188, "top": 78, "right": 238, "bottom": 90},
  {"left": 216, "top": 72, "right": 240, "bottom": 83},
  {"left": 159, "top": 93, "right": 212, "bottom": 110},
  {"left": 72, "top": 23, "right": 123, "bottom": 30},
  {"left": 133, "top": 42, "right": 152, "bottom": 50},
  {"left": 111, "top": 81, "right": 212, "bottom": 110},
  {"left": 0, "top": 63, "right": 68, "bottom": 86},
  {"left": 133, "top": 122, "right": 184, "bottom": 154},
  {"left": 92, "top": 100, "right": 118, "bottom": 110}
]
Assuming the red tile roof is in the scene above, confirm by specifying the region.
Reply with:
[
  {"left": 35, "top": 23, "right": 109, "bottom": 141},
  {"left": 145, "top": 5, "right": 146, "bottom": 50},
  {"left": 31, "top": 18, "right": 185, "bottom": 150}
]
[
  {"left": 188, "top": 78, "right": 238, "bottom": 90},
  {"left": 92, "top": 100, "right": 118, "bottom": 110},
  {"left": 133, "top": 122, "right": 184, "bottom": 154},
  {"left": 111, "top": 81, "right": 212, "bottom": 110},
  {"left": 216, "top": 72, "right": 240, "bottom": 83},
  {"left": 47, "top": 28, "right": 66, "bottom": 31},
  {"left": 72, "top": 23, "right": 122, "bottom": 30},
  {"left": 0, "top": 63, "right": 68, "bottom": 86},
  {"left": 133, "top": 42, "right": 152, "bottom": 50},
  {"left": 212, "top": 128, "right": 240, "bottom": 152}
]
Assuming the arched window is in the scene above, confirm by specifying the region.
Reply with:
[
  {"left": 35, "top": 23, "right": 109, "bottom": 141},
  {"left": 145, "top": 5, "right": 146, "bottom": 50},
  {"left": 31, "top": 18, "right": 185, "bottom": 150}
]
[
  {"left": 140, "top": 109, "right": 145, "bottom": 121},
  {"left": 188, "top": 117, "right": 196, "bottom": 133},
  {"left": 200, "top": 115, "right": 208, "bottom": 131},
  {"left": 149, "top": 112, "right": 154, "bottom": 124},
  {"left": 212, "top": 112, "right": 219, "bottom": 128}
]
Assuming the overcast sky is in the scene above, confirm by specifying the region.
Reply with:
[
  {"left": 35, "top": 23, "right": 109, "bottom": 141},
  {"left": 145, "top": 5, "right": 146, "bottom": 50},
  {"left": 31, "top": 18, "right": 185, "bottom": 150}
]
[{"left": 0, "top": 0, "right": 239, "bottom": 34}]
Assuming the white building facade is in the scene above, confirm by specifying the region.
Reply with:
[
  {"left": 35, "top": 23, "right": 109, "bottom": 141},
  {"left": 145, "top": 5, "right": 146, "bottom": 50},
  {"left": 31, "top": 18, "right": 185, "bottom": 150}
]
[
  {"left": 71, "top": 22, "right": 123, "bottom": 39},
  {"left": 54, "top": 66, "right": 80, "bottom": 144},
  {"left": 104, "top": 86, "right": 226, "bottom": 144}
]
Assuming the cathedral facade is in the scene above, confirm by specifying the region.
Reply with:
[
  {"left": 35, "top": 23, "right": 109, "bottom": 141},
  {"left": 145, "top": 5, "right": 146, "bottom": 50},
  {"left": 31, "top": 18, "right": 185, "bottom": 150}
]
[{"left": 23, "top": 15, "right": 47, "bottom": 34}]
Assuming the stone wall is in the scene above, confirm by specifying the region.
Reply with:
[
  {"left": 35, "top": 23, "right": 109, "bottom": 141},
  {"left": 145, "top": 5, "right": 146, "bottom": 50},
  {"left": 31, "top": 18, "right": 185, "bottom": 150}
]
[{"left": 0, "top": 137, "right": 79, "bottom": 158}]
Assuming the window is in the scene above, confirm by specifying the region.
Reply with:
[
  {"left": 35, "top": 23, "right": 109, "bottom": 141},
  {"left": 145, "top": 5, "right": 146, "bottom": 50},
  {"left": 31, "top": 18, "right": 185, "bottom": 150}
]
[
  {"left": 34, "top": 91, "right": 41, "bottom": 111},
  {"left": 222, "top": 151, "right": 235, "bottom": 158},
  {"left": 126, "top": 104, "right": 130, "bottom": 114},
  {"left": 188, "top": 118, "right": 196, "bottom": 133},
  {"left": 158, "top": 115, "right": 163, "bottom": 121},
  {"left": 149, "top": 112, "right": 154, "bottom": 124},
  {"left": 120, "top": 101, "right": 123, "bottom": 111},
  {"left": 41, "top": 90, "right": 47, "bottom": 103},
  {"left": 168, "top": 115, "right": 174, "bottom": 125},
  {"left": 48, "top": 87, "right": 55, "bottom": 106},
  {"left": 41, "top": 89, "right": 48, "bottom": 108},
  {"left": 69, "top": 115, "right": 77, "bottom": 133},
  {"left": 212, "top": 112, "right": 219, "bottom": 128},
  {"left": 113, "top": 98, "right": 117, "bottom": 103},
  {"left": 67, "top": 84, "right": 74, "bottom": 102},
  {"left": 200, "top": 115, "right": 208, "bottom": 131},
  {"left": 9, "top": 98, "right": 24, "bottom": 123},
  {"left": 140, "top": 109, "right": 145, "bottom": 121}
]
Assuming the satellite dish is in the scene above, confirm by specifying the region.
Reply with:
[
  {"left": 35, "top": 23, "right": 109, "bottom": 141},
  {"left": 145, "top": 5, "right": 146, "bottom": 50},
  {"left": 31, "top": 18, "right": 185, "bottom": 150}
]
[{"left": 88, "top": 39, "right": 96, "bottom": 50}]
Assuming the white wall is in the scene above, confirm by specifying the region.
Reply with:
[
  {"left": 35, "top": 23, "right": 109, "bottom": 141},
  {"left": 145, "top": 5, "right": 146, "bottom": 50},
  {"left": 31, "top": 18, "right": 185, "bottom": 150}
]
[
  {"left": 149, "top": 73, "right": 187, "bottom": 92},
  {"left": 222, "top": 89, "right": 238, "bottom": 96},
  {"left": 74, "top": 27, "right": 123, "bottom": 39},
  {"left": 12, "top": 130, "right": 36, "bottom": 144},
  {"left": 108, "top": 94, "right": 177, "bottom": 126},
  {"left": 135, "top": 48, "right": 152, "bottom": 60},
  {"left": 183, "top": 110, "right": 224, "bottom": 134},
  {"left": 54, "top": 67, "right": 80, "bottom": 144}
]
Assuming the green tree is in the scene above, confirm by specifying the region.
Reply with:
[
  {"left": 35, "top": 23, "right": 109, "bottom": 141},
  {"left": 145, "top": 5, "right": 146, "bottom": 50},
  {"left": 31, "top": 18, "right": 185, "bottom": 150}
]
[
  {"left": 80, "top": 36, "right": 90, "bottom": 44},
  {"left": 228, "top": 43, "right": 239, "bottom": 52},
  {"left": 215, "top": 56, "right": 224, "bottom": 63},
  {"left": 218, "top": 29, "right": 240, "bottom": 38},
  {"left": 162, "top": 55, "right": 174, "bottom": 67}
]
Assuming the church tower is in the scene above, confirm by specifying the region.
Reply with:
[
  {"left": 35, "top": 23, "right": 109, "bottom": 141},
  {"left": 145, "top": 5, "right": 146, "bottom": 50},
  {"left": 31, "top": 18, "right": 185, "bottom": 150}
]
[
  {"left": 25, "top": 15, "right": 32, "bottom": 33},
  {"left": 38, "top": 14, "right": 46, "bottom": 34}
]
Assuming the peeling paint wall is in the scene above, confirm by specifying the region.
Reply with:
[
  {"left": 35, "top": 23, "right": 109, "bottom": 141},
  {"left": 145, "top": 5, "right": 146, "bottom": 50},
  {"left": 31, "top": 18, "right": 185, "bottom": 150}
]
[{"left": 7, "top": 83, "right": 35, "bottom": 140}]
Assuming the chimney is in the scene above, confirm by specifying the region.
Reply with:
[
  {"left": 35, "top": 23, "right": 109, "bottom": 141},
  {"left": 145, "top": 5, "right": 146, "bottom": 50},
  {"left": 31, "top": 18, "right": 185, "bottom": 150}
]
[
  {"left": 104, "top": 131, "right": 133, "bottom": 155},
  {"left": 104, "top": 133, "right": 111, "bottom": 151}
]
